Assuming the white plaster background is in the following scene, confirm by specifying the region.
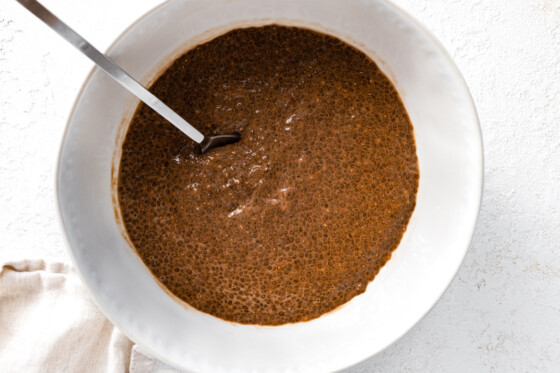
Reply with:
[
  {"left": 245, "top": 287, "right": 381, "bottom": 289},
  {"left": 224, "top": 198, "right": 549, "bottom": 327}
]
[{"left": 1, "top": 0, "right": 559, "bottom": 371}]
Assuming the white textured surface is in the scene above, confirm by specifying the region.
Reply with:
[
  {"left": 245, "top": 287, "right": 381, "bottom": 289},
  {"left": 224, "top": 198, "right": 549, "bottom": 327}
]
[{"left": 1, "top": 0, "right": 559, "bottom": 372}]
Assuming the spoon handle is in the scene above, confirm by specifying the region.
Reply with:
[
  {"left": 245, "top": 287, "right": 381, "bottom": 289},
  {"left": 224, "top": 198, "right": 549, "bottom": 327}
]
[{"left": 16, "top": 0, "right": 205, "bottom": 144}]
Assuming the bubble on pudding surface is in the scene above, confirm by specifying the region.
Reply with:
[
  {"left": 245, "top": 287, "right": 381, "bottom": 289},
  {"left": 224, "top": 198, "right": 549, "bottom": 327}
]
[{"left": 118, "top": 25, "right": 419, "bottom": 325}]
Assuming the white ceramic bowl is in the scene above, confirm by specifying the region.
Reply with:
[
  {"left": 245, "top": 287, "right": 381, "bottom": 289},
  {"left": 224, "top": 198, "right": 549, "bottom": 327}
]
[{"left": 57, "top": 0, "right": 483, "bottom": 371}]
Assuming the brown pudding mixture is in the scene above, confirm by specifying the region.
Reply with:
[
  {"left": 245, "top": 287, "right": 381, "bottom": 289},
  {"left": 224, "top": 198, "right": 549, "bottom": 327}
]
[{"left": 118, "top": 26, "right": 419, "bottom": 325}]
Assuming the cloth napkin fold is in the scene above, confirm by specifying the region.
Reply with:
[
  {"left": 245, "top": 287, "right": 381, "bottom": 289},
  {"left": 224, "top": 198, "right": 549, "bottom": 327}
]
[{"left": 0, "top": 260, "right": 180, "bottom": 372}]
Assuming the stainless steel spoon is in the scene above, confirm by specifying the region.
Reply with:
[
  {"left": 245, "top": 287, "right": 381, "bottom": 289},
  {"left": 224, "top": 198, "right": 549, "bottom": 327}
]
[{"left": 16, "top": 0, "right": 241, "bottom": 153}]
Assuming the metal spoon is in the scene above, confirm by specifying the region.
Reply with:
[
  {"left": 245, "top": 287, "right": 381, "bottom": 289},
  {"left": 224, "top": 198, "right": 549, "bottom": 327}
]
[{"left": 16, "top": 0, "right": 241, "bottom": 154}]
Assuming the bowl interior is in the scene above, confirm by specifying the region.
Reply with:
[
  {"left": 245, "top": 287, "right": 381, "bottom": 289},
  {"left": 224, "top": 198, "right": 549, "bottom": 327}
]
[{"left": 57, "top": 0, "right": 482, "bottom": 371}]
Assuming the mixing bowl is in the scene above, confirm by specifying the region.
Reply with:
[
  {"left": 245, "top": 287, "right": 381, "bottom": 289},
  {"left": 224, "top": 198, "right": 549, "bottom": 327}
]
[{"left": 56, "top": 0, "right": 483, "bottom": 371}]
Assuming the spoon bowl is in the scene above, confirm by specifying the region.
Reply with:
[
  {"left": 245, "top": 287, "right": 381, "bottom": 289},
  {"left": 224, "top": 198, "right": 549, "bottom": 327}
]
[{"left": 200, "top": 132, "right": 242, "bottom": 154}]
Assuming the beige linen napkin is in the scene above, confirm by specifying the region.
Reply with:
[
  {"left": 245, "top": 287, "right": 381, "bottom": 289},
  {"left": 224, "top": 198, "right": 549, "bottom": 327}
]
[{"left": 0, "top": 260, "right": 181, "bottom": 372}]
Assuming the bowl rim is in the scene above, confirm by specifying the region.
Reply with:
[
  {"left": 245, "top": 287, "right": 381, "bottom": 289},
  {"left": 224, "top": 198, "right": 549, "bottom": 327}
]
[{"left": 55, "top": 0, "right": 484, "bottom": 371}]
